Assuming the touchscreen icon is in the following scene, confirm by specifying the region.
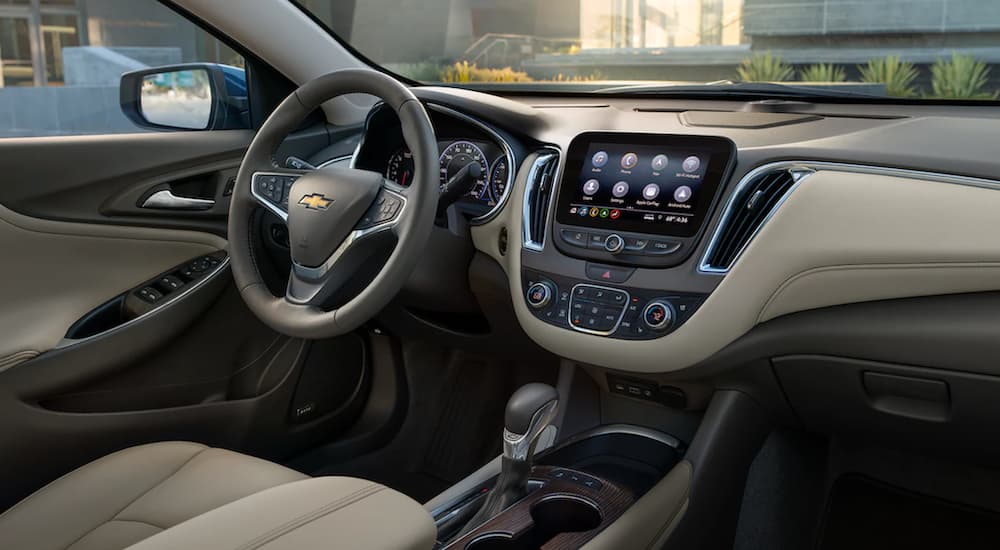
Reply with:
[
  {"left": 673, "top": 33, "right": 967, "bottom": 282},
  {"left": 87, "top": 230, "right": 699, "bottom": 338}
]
[
  {"left": 578, "top": 207, "right": 589, "bottom": 217},
  {"left": 583, "top": 179, "right": 600, "bottom": 196},
  {"left": 674, "top": 185, "right": 692, "bottom": 203},
  {"left": 620, "top": 153, "right": 638, "bottom": 170},
  {"left": 612, "top": 181, "right": 629, "bottom": 198},
  {"left": 609, "top": 209, "right": 621, "bottom": 220},
  {"left": 642, "top": 183, "right": 661, "bottom": 200},
  {"left": 599, "top": 208, "right": 609, "bottom": 218},
  {"left": 651, "top": 154, "right": 669, "bottom": 171},
  {"left": 591, "top": 151, "right": 608, "bottom": 167},
  {"left": 682, "top": 156, "right": 701, "bottom": 173},
  {"left": 589, "top": 207, "right": 600, "bottom": 217}
]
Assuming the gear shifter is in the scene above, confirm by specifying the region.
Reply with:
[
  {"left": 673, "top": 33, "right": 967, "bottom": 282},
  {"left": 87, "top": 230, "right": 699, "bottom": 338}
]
[{"left": 458, "top": 383, "right": 559, "bottom": 536}]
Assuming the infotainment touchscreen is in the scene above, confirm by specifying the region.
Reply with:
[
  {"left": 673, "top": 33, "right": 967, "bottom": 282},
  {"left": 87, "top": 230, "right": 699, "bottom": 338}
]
[{"left": 555, "top": 133, "right": 734, "bottom": 238}]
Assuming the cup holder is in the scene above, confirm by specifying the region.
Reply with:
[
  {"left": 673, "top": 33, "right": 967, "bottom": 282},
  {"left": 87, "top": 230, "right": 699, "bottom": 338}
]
[{"left": 465, "top": 495, "right": 602, "bottom": 550}]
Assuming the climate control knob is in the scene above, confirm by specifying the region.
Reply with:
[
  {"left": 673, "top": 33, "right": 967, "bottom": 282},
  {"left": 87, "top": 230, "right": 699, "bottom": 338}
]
[
  {"left": 526, "top": 281, "right": 555, "bottom": 309},
  {"left": 642, "top": 300, "right": 675, "bottom": 331},
  {"left": 604, "top": 234, "right": 625, "bottom": 255}
]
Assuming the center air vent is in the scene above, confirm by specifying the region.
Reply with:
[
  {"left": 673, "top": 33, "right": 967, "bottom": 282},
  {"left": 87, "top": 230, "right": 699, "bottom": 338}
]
[
  {"left": 522, "top": 150, "right": 560, "bottom": 251},
  {"left": 702, "top": 168, "right": 809, "bottom": 272}
]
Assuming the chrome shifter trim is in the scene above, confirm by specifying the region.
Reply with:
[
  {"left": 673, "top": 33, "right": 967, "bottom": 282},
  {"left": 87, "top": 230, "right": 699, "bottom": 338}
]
[{"left": 502, "top": 399, "right": 559, "bottom": 462}]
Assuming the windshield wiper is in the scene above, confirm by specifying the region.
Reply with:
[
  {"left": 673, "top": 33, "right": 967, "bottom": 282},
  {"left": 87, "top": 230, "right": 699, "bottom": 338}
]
[{"left": 593, "top": 81, "right": 887, "bottom": 100}]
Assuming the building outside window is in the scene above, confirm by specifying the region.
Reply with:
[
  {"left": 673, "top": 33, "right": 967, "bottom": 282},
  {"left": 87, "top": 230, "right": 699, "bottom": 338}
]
[{"left": 0, "top": 0, "right": 243, "bottom": 136}]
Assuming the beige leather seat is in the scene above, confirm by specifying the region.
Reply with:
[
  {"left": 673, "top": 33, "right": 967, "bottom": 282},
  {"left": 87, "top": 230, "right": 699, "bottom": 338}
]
[{"left": 0, "top": 441, "right": 436, "bottom": 550}]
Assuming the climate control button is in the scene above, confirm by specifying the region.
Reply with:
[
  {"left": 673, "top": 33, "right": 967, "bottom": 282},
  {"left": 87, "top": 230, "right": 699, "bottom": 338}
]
[
  {"left": 643, "top": 300, "right": 675, "bottom": 331},
  {"left": 526, "top": 281, "right": 555, "bottom": 309},
  {"left": 604, "top": 234, "right": 625, "bottom": 254}
]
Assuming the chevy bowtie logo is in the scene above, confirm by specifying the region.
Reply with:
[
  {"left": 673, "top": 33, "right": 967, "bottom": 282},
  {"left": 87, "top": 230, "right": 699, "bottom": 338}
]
[{"left": 298, "top": 193, "right": 333, "bottom": 211}]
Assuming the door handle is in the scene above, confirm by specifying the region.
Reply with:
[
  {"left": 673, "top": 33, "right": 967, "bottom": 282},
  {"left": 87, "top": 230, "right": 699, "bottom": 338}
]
[{"left": 141, "top": 189, "right": 215, "bottom": 211}]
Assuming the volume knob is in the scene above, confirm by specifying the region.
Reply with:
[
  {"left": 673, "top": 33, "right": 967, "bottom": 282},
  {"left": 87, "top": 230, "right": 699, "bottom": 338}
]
[{"left": 604, "top": 234, "right": 625, "bottom": 254}]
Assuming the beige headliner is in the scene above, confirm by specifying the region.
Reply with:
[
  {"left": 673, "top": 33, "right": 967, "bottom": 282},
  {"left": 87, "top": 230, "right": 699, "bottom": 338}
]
[{"left": 473, "top": 163, "right": 1000, "bottom": 373}]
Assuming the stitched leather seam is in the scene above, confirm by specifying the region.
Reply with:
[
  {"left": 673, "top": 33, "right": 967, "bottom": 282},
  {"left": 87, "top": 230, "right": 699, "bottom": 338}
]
[
  {"left": 236, "top": 484, "right": 385, "bottom": 550},
  {"left": 21, "top": 444, "right": 208, "bottom": 550},
  {"left": 111, "top": 448, "right": 210, "bottom": 524},
  {"left": 0, "top": 443, "right": 206, "bottom": 524}
]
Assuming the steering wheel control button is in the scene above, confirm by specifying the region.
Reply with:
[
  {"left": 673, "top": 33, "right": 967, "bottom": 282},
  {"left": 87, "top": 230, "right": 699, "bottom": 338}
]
[
  {"left": 647, "top": 240, "right": 682, "bottom": 255},
  {"left": 604, "top": 234, "right": 625, "bottom": 254},
  {"left": 526, "top": 282, "right": 554, "bottom": 309},
  {"left": 358, "top": 191, "right": 404, "bottom": 230},
  {"left": 585, "top": 262, "right": 635, "bottom": 284},
  {"left": 643, "top": 301, "right": 675, "bottom": 331},
  {"left": 561, "top": 229, "right": 589, "bottom": 248}
]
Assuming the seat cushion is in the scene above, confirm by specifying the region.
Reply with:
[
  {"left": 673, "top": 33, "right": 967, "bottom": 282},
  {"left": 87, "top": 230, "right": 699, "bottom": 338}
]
[
  {"left": 126, "top": 476, "right": 437, "bottom": 550},
  {"left": 0, "top": 441, "right": 307, "bottom": 550}
]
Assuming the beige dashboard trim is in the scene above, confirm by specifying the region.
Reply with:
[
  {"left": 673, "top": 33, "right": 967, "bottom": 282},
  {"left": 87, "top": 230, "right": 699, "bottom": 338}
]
[
  {"left": 0, "top": 204, "right": 227, "bottom": 368},
  {"left": 473, "top": 156, "right": 1000, "bottom": 373}
]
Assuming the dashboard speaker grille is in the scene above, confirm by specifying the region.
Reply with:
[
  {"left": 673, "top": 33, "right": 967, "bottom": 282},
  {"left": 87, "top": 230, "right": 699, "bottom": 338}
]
[
  {"left": 703, "top": 169, "right": 799, "bottom": 271},
  {"left": 522, "top": 150, "right": 560, "bottom": 251}
]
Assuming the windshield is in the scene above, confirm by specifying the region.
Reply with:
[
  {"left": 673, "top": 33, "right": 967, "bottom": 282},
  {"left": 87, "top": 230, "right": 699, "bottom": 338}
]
[{"left": 296, "top": 0, "right": 1000, "bottom": 100}]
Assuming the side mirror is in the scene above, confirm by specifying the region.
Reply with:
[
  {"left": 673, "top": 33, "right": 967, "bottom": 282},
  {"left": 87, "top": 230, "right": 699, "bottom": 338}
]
[{"left": 120, "top": 63, "right": 248, "bottom": 131}]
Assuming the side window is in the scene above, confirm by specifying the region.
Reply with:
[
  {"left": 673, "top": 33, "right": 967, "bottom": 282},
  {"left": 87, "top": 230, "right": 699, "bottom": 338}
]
[{"left": 0, "top": 0, "right": 247, "bottom": 137}]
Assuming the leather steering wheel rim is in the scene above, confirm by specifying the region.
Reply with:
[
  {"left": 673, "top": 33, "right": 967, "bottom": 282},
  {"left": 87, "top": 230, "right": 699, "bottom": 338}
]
[{"left": 228, "top": 69, "right": 437, "bottom": 339}]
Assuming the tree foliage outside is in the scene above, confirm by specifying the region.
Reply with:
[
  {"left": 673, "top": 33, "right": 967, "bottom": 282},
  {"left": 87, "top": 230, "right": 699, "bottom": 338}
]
[
  {"left": 858, "top": 56, "right": 919, "bottom": 97},
  {"left": 799, "top": 63, "right": 846, "bottom": 83},
  {"left": 930, "top": 53, "right": 997, "bottom": 99},
  {"left": 737, "top": 52, "right": 794, "bottom": 82}
]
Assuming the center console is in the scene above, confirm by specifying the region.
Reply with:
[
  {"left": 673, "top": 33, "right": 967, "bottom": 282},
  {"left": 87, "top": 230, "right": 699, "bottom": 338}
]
[{"left": 521, "top": 132, "right": 735, "bottom": 341}]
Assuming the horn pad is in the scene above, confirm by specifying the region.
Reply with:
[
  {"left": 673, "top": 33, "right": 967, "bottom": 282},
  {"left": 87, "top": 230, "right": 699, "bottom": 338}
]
[{"left": 286, "top": 168, "right": 382, "bottom": 268}]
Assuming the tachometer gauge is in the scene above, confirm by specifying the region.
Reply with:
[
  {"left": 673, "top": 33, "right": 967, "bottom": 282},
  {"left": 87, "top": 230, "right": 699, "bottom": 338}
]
[
  {"left": 385, "top": 147, "right": 414, "bottom": 187},
  {"left": 489, "top": 156, "right": 509, "bottom": 203},
  {"left": 438, "top": 141, "right": 489, "bottom": 200}
]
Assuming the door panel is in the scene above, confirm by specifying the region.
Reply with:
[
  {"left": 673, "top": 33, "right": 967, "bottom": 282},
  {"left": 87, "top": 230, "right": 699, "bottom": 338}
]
[
  {"left": 0, "top": 125, "right": 372, "bottom": 512},
  {"left": 0, "top": 202, "right": 226, "bottom": 368},
  {"left": 0, "top": 131, "right": 252, "bottom": 233}
]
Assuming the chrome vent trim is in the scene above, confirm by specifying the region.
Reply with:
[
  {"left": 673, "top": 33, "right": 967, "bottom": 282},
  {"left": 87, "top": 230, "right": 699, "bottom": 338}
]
[
  {"left": 522, "top": 149, "right": 561, "bottom": 252},
  {"left": 699, "top": 159, "right": 1000, "bottom": 275},
  {"left": 700, "top": 164, "right": 814, "bottom": 274}
]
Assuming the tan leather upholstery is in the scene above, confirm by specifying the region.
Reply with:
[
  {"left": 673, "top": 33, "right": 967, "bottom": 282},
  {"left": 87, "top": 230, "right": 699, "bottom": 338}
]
[
  {"left": 127, "top": 477, "right": 438, "bottom": 550},
  {"left": 0, "top": 442, "right": 306, "bottom": 550}
]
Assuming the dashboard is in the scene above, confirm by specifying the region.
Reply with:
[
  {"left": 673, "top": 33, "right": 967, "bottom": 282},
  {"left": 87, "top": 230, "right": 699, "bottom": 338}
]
[{"left": 343, "top": 86, "right": 1000, "bottom": 376}]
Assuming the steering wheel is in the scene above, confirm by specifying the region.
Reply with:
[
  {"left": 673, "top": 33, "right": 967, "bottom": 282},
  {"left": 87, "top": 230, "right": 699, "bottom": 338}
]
[{"left": 228, "top": 69, "right": 437, "bottom": 339}]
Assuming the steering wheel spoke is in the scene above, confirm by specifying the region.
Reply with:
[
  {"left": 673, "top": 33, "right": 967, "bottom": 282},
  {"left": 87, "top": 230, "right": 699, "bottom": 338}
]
[{"left": 250, "top": 169, "right": 308, "bottom": 221}]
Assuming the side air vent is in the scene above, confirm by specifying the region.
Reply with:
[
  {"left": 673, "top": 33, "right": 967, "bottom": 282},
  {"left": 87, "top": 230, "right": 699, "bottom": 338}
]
[
  {"left": 701, "top": 168, "right": 809, "bottom": 272},
  {"left": 522, "top": 150, "right": 560, "bottom": 251}
]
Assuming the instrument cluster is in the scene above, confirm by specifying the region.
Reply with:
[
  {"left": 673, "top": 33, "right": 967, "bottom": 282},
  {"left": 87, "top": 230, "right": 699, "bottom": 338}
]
[{"left": 384, "top": 139, "right": 510, "bottom": 216}]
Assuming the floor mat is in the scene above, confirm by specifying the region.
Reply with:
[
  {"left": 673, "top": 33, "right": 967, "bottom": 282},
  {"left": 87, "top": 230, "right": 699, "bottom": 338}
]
[{"left": 819, "top": 474, "right": 1000, "bottom": 550}]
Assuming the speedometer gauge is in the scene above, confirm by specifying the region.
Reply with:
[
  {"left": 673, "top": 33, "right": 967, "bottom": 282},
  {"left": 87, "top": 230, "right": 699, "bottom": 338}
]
[
  {"left": 438, "top": 141, "right": 489, "bottom": 200},
  {"left": 385, "top": 147, "right": 414, "bottom": 187},
  {"left": 489, "top": 156, "right": 509, "bottom": 203}
]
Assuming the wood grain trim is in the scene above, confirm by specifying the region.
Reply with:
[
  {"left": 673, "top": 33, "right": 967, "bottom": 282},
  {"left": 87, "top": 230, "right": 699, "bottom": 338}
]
[{"left": 444, "top": 467, "right": 634, "bottom": 550}]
